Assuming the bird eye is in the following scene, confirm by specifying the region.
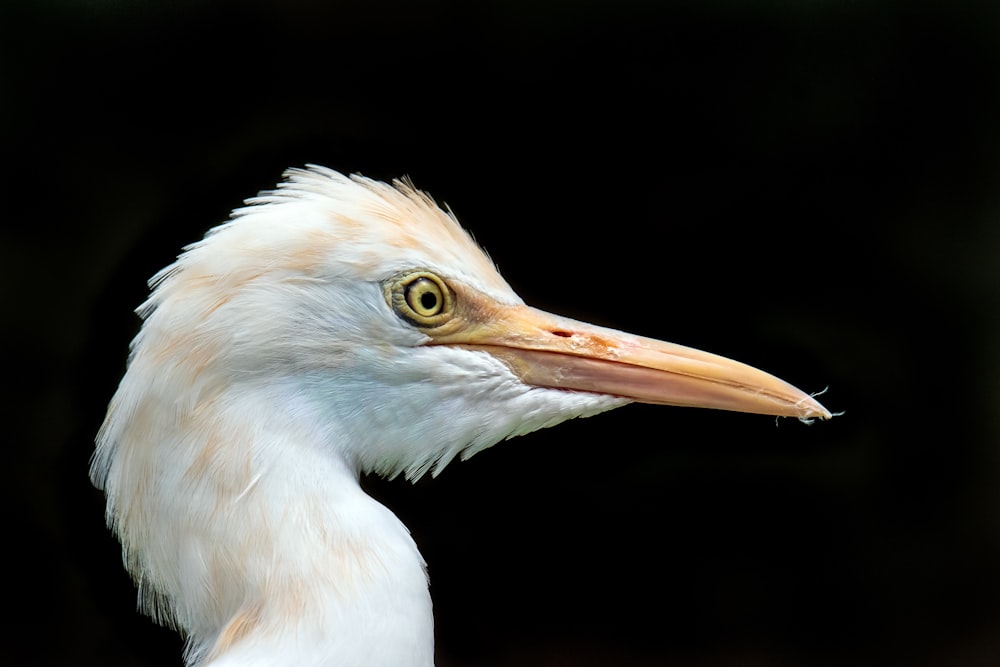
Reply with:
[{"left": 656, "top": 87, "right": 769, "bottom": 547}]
[
  {"left": 386, "top": 271, "right": 454, "bottom": 327},
  {"left": 406, "top": 277, "right": 444, "bottom": 317}
]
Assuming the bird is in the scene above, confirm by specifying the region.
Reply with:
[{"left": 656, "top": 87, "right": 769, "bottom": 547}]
[{"left": 91, "top": 165, "right": 831, "bottom": 667}]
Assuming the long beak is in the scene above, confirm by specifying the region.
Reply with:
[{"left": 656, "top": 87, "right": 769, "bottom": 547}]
[{"left": 431, "top": 291, "right": 831, "bottom": 420}]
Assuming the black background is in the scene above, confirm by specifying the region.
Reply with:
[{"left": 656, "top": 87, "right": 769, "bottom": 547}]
[{"left": 5, "top": 0, "right": 1000, "bottom": 665}]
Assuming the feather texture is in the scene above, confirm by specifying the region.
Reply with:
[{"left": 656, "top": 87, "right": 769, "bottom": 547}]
[{"left": 92, "top": 166, "right": 623, "bottom": 665}]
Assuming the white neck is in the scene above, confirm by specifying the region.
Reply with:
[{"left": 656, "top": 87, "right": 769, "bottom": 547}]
[
  {"left": 101, "top": 380, "right": 435, "bottom": 667},
  {"left": 197, "top": 454, "right": 434, "bottom": 667}
]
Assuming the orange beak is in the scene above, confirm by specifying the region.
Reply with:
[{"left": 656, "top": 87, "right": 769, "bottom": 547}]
[{"left": 430, "top": 284, "right": 831, "bottom": 420}]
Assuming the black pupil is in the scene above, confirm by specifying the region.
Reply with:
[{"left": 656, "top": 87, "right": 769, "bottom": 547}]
[{"left": 419, "top": 290, "right": 438, "bottom": 311}]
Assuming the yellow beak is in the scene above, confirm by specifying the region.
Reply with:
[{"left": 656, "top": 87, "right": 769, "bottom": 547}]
[{"left": 430, "top": 285, "right": 831, "bottom": 420}]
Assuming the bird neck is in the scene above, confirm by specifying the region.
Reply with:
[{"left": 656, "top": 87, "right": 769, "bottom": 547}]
[
  {"left": 105, "top": 380, "right": 435, "bottom": 666},
  {"left": 199, "top": 455, "right": 434, "bottom": 667}
]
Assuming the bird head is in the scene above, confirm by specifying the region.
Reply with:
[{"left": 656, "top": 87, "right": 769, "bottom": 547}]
[
  {"left": 91, "top": 166, "right": 831, "bottom": 659},
  {"left": 97, "top": 165, "right": 829, "bottom": 487}
]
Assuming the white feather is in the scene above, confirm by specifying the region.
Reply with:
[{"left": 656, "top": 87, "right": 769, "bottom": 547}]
[{"left": 92, "top": 166, "right": 624, "bottom": 666}]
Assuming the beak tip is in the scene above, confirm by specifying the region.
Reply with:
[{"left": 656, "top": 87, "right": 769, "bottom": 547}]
[{"left": 795, "top": 395, "right": 835, "bottom": 421}]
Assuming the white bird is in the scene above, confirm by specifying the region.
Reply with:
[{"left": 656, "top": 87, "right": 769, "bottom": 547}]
[{"left": 92, "top": 165, "right": 831, "bottom": 666}]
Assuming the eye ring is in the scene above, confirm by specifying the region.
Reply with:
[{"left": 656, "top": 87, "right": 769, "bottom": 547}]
[{"left": 385, "top": 271, "right": 454, "bottom": 327}]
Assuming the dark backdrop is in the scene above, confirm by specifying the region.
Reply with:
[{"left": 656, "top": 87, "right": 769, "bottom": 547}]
[{"left": 5, "top": 1, "right": 1000, "bottom": 665}]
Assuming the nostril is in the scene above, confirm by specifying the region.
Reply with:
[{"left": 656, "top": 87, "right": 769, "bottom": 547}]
[{"left": 550, "top": 330, "right": 572, "bottom": 338}]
